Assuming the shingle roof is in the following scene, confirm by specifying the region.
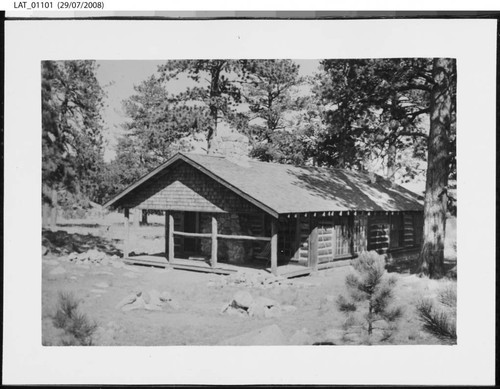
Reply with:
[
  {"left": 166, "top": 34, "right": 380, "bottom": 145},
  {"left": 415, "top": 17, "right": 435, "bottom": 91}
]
[{"left": 104, "top": 152, "right": 424, "bottom": 215}]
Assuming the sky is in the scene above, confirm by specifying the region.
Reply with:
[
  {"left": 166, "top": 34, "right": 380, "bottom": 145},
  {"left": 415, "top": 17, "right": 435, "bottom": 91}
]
[{"left": 95, "top": 59, "right": 321, "bottom": 161}]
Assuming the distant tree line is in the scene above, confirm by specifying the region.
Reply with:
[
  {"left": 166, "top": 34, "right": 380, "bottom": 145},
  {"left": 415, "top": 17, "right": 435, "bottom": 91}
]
[{"left": 42, "top": 58, "right": 456, "bottom": 278}]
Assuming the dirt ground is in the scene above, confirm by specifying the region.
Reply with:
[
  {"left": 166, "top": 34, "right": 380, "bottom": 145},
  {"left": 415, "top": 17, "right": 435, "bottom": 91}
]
[{"left": 42, "top": 213, "right": 457, "bottom": 346}]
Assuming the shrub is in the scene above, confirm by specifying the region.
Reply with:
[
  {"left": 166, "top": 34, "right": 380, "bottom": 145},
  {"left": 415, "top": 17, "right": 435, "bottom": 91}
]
[
  {"left": 416, "top": 285, "right": 457, "bottom": 344},
  {"left": 336, "top": 251, "right": 403, "bottom": 341},
  {"left": 52, "top": 291, "right": 98, "bottom": 346}
]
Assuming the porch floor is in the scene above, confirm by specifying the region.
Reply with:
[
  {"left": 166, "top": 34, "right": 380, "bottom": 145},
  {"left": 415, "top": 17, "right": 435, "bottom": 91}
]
[{"left": 123, "top": 254, "right": 311, "bottom": 278}]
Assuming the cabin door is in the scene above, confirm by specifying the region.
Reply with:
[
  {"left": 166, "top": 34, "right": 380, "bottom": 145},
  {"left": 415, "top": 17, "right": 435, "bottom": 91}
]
[{"left": 183, "top": 211, "right": 199, "bottom": 253}]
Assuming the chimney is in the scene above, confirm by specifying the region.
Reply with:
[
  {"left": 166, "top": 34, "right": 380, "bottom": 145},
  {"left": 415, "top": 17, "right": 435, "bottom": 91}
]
[{"left": 209, "top": 121, "right": 251, "bottom": 168}]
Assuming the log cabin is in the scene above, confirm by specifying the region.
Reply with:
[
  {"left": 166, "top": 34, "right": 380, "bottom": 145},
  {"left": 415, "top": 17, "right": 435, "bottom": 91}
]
[{"left": 103, "top": 151, "right": 424, "bottom": 278}]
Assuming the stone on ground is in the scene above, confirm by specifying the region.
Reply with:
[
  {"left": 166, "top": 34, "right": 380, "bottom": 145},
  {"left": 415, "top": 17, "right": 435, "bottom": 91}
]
[
  {"left": 121, "top": 296, "right": 146, "bottom": 312},
  {"left": 115, "top": 293, "right": 138, "bottom": 309},
  {"left": 160, "top": 291, "right": 172, "bottom": 302},
  {"left": 219, "top": 324, "right": 288, "bottom": 345},
  {"left": 94, "top": 281, "right": 110, "bottom": 289},
  {"left": 247, "top": 302, "right": 267, "bottom": 318},
  {"left": 264, "top": 306, "right": 282, "bottom": 318},
  {"left": 42, "top": 246, "right": 49, "bottom": 256},
  {"left": 231, "top": 291, "right": 253, "bottom": 310},
  {"left": 88, "top": 249, "right": 105, "bottom": 262}
]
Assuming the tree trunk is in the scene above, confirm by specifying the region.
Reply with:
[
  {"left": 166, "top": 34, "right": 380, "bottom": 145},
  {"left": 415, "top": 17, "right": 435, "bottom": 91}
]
[
  {"left": 418, "top": 58, "right": 454, "bottom": 278},
  {"left": 386, "top": 143, "right": 397, "bottom": 182},
  {"left": 141, "top": 209, "right": 148, "bottom": 225},
  {"left": 206, "top": 61, "right": 224, "bottom": 152},
  {"left": 50, "top": 188, "right": 58, "bottom": 228}
]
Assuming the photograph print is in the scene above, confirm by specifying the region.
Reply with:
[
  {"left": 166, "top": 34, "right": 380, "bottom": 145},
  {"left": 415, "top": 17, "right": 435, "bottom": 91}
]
[{"left": 41, "top": 57, "right": 457, "bottom": 346}]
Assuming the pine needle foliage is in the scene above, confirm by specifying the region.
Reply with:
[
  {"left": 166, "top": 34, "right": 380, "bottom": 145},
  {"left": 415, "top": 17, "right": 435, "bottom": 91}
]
[
  {"left": 53, "top": 291, "right": 98, "bottom": 346},
  {"left": 416, "top": 286, "right": 457, "bottom": 344},
  {"left": 336, "top": 251, "right": 403, "bottom": 340}
]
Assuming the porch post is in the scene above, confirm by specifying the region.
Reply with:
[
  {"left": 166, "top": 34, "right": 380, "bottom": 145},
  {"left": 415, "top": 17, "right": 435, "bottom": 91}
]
[
  {"left": 309, "top": 216, "right": 319, "bottom": 271},
  {"left": 165, "top": 211, "right": 170, "bottom": 261},
  {"left": 294, "top": 214, "right": 301, "bottom": 261},
  {"left": 271, "top": 218, "right": 278, "bottom": 276},
  {"left": 133, "top": 208, "right": 140, "bottom": 228},
  {"left": 168, "top": 212, "right": 175, "bottom": 263},
  {"left": 123, "top": 208, "right": 130, "bottom": 259},
  {"left": 211, "top": 214, "right": 218, "bottom": 268}
]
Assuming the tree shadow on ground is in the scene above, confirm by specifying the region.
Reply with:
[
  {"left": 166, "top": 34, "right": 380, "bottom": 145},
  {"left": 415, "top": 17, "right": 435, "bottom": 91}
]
[{"left": 42, "top": 229, "right": 122, "bottom": 257}]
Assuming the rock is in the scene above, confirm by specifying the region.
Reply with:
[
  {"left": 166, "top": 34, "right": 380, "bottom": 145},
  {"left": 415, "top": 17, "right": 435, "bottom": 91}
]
[
  {"left": 42, "top": 246, "right": 49, "bottom": 256},
  {"left": 231, "top": 291, "right": 253, "bottom": 310},
  {"left": 142, "top": 291, "right": 151, "bottom": 304},
  {"left": 88, "top": 249, "right": 105, "bottom": 262},
  {"left": 115, "top": 293, "right": 138, "bottom": 309},
  {"left": 121, "top": 296, "right": 146, "bottom": 312},
  {"left": 264, "top": 306, "right": 282, "bottom": 318},
  {"left": 68, "top": 252, "right": 79, "bottom": 261},
  {"left": 77, "top": 252, "right": 89, "bottom": 261},
  {"left": 247, "top": 302, "right": 267, "bottom": 318},
  {"left": 224, "top": 306, "right": 246, "bottom": 317},
  {"left": 49, "top": 266, "right": 66, "bottom": 276},
  {"left": 219, "top": 324, "right": 288, "bottom": 345},
  {"left": 94, "top": 281, "right": 110, "bottom": 289},
  {"left": 160, "top": 291, "right": 172, "bottom": 302},
  {"left": 290, "top": 329, "right": 313, "bottom": 345}
]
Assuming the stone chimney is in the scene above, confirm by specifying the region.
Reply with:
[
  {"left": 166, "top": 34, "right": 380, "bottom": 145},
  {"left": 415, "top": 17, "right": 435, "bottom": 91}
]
[{"left": 209, "top": 121, "right": 251, "bottom": 168}]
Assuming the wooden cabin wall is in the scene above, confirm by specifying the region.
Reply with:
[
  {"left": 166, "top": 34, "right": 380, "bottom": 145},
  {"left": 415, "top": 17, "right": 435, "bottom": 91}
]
[
  {"left": 368, "top": 214, "right": 390, "bottom": 253},
  {"left": 306, "top": 211, "right": 423, "bottom": 266}
]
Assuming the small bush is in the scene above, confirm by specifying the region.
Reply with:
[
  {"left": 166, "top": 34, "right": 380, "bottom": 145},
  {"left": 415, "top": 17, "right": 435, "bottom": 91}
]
[
  {"left": 416, "top": 286, "right": 457, "bottom": 344},
  {"left": 52, "top": 292, "right": 98, "bottom": 346},
  {"left": 336, "top": 251, "right": 403, "bottom": 341}
]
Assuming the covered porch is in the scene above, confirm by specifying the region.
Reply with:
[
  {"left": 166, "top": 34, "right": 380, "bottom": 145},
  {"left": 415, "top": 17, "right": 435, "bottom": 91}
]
[{"left": 122, "top": 208, "right": 308, "bottom": 277}]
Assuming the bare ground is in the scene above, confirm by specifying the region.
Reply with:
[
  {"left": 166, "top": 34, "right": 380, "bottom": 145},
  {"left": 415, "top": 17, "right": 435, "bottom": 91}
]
[{"left": 42, "top": 213, "right": 457, "bottom": 346}]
